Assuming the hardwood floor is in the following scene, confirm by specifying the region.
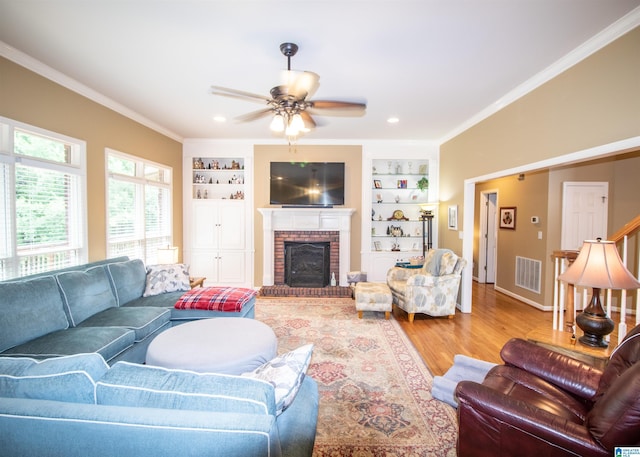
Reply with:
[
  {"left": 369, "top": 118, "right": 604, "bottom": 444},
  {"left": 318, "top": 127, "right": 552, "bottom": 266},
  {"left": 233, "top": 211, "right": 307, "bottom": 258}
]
[{"left": 396, "top": 281, "right": 635, "bottom": 376}]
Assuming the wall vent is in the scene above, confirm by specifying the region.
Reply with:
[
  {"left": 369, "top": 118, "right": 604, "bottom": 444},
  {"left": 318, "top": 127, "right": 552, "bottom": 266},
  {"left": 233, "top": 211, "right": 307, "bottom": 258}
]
[{"left": 515, "top": 256, "right": 541, "bottom": 294}]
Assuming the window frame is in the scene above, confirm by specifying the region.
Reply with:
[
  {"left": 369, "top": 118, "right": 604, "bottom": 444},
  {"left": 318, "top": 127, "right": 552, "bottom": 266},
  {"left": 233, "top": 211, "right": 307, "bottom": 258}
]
[
  {"left": 105, "top": 148, "right": 173, "bottom": 265},
  {"left": 0, "top": 116, "right": 88, "bottom": 280}
]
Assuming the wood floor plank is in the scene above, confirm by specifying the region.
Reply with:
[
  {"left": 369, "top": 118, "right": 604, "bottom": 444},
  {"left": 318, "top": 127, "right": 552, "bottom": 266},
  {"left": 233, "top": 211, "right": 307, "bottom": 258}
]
[{"left": 397, "top": 282, "right": 635, "bottom": 376}]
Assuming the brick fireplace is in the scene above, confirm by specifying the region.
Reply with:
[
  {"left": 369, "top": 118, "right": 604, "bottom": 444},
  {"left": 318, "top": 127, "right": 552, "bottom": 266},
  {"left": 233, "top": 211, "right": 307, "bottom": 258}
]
[
  {"left": 275, "top": 231, "right": 339, "bottom": 286},
  {"left": 258, "top": 207, "right": 355, "bottom": 287}
]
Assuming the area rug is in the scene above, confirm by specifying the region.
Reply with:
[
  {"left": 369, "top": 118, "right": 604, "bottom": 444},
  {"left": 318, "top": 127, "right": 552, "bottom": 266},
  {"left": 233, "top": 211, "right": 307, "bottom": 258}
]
[{"left": 255, "top": 298, "right": 458, "bottom": 456}]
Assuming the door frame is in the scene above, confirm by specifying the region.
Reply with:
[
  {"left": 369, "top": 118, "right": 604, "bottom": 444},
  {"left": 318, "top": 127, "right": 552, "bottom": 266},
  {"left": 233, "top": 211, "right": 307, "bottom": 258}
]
[{"left": 478, "top": 189, "right": 498, "bottom": 283}]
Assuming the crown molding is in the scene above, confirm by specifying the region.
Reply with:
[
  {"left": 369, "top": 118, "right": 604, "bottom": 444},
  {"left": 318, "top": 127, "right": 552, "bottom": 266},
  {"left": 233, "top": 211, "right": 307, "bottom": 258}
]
[
  {"left": 1, "top": 41, "right": 183, "bottom": 143},
  {"left": 439, "top": 7, "right": 640, "bottom": 145}
]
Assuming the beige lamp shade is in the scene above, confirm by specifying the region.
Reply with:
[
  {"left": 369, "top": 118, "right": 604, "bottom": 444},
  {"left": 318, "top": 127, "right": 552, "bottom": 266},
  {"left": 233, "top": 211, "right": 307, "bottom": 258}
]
[
  {"left": 558, "top": 239, "right": 640, "bottom": 290},
  {"left": 157, "top": 246, "right": 179, "bottom": 264}
]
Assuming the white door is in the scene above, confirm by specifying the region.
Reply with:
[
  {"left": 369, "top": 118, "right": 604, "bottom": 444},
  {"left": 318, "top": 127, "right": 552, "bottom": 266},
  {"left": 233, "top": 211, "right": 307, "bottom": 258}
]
[
  {"left": 478, "top": 191, "right": 497, "bottom": 283},
  {"left": 561, "top": 182, "right": 609, "bottom": 250}
]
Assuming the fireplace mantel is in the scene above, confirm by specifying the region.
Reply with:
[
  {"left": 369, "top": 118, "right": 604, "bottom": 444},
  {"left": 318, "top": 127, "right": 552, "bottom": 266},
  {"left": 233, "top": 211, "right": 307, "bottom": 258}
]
[{"left": 258, "top": 207, "right": 355, "bottom": 286}]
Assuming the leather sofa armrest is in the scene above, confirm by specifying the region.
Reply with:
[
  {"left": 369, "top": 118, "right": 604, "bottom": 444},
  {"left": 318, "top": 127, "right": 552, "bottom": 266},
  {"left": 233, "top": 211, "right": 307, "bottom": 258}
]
[
  {"left": 500, "top": 338, "right": 603, "bottom": 400},
  {"left": 455, "top": 381, "right": 606, "bottom": 457}
]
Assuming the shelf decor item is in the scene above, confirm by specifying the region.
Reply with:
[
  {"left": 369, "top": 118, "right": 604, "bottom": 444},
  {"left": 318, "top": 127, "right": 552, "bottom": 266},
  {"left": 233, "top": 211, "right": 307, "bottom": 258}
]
[{"left": 416, "top": 177, "right": 429, "bottom": 191}]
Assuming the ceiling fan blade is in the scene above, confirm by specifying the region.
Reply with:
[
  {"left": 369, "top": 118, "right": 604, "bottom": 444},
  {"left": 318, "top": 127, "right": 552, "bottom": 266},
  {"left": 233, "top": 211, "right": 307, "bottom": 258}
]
[
  {"left": 281, "top": 71, "right": 320, "bottom": 99},
  {"left": 235, "top": 108, "right": 274, "bottom": 123},
  {"left": 300, "top": 111, "right": 316, "bottom": 129},
  {"left": 308, "top": 100, "right": 366, "bottom": 110},
  {"left": 211, "top": 85, "right": 271, "bottom": 103}
]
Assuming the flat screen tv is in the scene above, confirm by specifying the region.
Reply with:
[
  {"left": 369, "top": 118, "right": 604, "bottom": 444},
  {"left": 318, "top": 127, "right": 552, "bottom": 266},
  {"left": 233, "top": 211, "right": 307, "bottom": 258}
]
[{"left": 270, "top": 162, "right": 345, "bottom": 207}]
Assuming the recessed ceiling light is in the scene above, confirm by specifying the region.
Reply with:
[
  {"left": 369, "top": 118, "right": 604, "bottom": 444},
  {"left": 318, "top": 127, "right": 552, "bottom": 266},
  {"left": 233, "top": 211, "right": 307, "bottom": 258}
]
[
  {"left": 387, "top": 117, "right": 400, "bottom": 124},
  {"left": 213, "top": 116, "right": 227, "bottom": 123}
]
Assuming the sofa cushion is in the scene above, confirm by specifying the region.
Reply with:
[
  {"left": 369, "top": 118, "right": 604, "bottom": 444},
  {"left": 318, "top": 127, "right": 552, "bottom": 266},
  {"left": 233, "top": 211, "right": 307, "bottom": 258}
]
[
  {"left": 96, "top": 361, "right": 276, "bottom": 415},
  {"left": 242, "top": 344, "right": 314, "bottom": 415},
  {"left": 0, "top": 353, "right": 108, "bottom": 404},
  {"left": 143, "top": 264, "right": 191, "bottom": 297},
  {"left": 0, "top": 276, "right": 69, "bottom": 353},
  {"left": 106, "top": 259, "right": 147, "bottom": 305},
  {"left": 1, "top": 327, "right": 135, "bottom": 363},
  {"left": 77, "top": 307, "right": 171, "bottom": 342},
  {"left": 56, "top": 266, "right": 117, "bottom": 326},
  {"left": 586, "top": 362, "right": 640, "bottom": 450},
  {"left": 175, "top": 287, "right": 257, "bottom": 312}
]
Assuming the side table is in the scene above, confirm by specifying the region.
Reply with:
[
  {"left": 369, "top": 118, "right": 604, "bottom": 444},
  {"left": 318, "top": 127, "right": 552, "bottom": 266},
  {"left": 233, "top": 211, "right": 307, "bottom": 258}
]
[
  {"left": 189, "top": 276, "right": 206, "bottom": 288},
  {"left": 526, "top": 326, "right": 612, "bottom": 370}
]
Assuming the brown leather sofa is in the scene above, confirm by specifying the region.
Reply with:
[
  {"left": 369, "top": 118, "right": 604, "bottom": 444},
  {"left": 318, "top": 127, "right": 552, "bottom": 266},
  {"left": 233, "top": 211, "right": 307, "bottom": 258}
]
[{"left": 455, "top": 324, "right": 640, "bottom": 457}]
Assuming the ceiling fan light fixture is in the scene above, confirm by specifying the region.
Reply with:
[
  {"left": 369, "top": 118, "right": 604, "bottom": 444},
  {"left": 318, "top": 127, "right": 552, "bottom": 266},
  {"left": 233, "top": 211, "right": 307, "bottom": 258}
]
[
  {"left": 290, "top": 113, "right": 305, "bottom": 132},
  {"left": 270, "top": 114, "right": 285, "bottom": 132}
]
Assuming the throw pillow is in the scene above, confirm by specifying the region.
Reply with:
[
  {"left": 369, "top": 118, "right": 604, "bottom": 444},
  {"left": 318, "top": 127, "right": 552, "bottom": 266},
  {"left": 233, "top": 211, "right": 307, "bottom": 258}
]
[
  {"left": 439, "top": 252, "right": 458, "bottom": 275},
  {"left": 0, "top": 353, "right": 109, "bottom": 404},
  {"left": 242, "top": 344, "right": 314, "bottom": 415},
  {"left": 143, "top": 264, "right": 190, "bottom": 297}
]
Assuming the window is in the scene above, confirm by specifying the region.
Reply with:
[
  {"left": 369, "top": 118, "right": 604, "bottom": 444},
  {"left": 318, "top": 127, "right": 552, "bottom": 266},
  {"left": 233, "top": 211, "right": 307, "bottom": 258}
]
[
  {"left": 0, "top": 117, "right": 87, "bottom": 280},
  {"left": 106, "top": 149, "right": 172, "bottom": 264}
]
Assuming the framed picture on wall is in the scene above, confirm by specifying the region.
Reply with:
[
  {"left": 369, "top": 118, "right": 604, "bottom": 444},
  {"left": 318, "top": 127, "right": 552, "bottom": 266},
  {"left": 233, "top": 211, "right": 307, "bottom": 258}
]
[
  {"left": 447, "top": 205, "right": 458, "bottom": 230},
  {"left": 500, "top": 207, "right": 517, "bottom": 229}
]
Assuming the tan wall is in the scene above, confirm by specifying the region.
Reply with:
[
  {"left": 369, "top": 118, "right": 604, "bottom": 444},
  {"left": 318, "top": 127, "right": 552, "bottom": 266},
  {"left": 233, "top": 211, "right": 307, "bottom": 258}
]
[
  {"left": 1, "top": 57, "right": 184, "bottom": 262},
  {"left": 253, "top": 144, "right": 362, "bottom": 287},
  {"left": 441, "top": 27, "right": 640, "bottom": 306}
]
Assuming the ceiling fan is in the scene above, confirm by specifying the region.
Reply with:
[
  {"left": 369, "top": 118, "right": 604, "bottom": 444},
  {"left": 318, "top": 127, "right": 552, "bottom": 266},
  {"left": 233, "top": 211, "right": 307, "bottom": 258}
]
[{"left": 211, "top": 42, "right": 366, "bottom": 138}]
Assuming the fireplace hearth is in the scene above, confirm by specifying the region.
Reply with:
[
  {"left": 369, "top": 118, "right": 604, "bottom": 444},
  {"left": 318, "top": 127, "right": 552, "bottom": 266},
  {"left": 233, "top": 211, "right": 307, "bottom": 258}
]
[{"left": 285, "top": 242, "right": 330, "bottom": 287}]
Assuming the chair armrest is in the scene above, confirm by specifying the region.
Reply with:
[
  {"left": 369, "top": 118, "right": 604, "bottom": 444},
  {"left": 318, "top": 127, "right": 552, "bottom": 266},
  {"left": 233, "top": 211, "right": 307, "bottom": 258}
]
[
  {"left": 405, "top": 273, "right": 459, "bottom": 287},
  {"left": 455, "top": 381, "right": 606, "bottom": 457},
  {"left": 500, "top": 338, "right": 603, "bottom": 400},
  {"left": 386, "top": 267, "right": 417, "bottom": 283}
]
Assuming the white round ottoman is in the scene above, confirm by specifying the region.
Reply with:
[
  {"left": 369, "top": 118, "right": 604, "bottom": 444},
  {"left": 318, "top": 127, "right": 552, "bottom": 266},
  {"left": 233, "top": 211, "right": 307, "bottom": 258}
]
[{"left": 145, "top": 318, "right": 277, "bottom": 375}]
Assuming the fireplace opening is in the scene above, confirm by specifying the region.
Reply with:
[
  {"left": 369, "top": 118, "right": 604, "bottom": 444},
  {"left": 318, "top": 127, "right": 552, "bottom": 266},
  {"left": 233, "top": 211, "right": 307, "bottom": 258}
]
[{"left": 285, "top": 242, "right": 331, "bottom": 288}]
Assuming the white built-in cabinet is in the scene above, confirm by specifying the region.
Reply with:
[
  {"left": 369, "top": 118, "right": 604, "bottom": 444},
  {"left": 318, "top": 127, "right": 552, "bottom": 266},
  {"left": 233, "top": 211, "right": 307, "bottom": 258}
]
[
  {"left": 183, "top": 141, "right": 253, "bottom": 287},
  {"left": 361, "top": 146, "right": 439, "bottom": 282}
]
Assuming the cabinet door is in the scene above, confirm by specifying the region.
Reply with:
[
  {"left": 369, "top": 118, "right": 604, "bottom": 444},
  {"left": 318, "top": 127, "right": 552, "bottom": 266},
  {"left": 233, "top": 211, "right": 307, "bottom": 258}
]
[
  {"left": 192, "top": 201, "right": 219, "bottom": 248},
  {"left": 189, "top": 250, "right": 219, "bottom": 282},
  {"left": 218, "top": 201, "right": 245, "bottom": 250},
  {"left": 218, "top": 251, "right": 246, "bottom": 285}
]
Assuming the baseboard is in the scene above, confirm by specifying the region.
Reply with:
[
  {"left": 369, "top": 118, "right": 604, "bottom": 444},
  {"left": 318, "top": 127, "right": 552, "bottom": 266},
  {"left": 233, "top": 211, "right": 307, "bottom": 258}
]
[{"left": 493, "top": 285, "right": 552, "bottom": 311}]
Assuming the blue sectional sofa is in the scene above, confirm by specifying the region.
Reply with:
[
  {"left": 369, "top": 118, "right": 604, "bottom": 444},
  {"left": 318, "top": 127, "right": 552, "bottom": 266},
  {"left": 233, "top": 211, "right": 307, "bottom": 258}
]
[
  {"left": 0, "top": 257, "right": 255, "bottom": 364},
  {"left": 0, "top": 260, "right": 319, "bottom": 456},
  {"left": 0, "top": 353, "right": 319, "bottom": 457}
]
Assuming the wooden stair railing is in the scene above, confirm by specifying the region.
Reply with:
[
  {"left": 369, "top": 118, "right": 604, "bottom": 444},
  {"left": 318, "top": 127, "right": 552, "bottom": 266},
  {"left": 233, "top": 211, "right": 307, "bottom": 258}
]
[
  {"left": 609, "top": 214, "right": 640, "bottom": 343},
  {"left": 552, "top": 215, "right": 640, "bottom": 344}
]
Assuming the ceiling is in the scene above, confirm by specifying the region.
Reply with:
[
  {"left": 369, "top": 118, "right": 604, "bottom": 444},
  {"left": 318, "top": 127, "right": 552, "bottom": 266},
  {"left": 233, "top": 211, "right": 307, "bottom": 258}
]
[{"left": 1, "top": 1, "right": 639, "bottom": 143}]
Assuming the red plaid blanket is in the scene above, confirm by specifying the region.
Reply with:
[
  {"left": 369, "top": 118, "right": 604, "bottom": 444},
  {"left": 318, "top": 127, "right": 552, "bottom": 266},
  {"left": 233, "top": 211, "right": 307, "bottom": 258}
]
[{"left": 175, "top": 287, "right": 257, "bottom": 312}]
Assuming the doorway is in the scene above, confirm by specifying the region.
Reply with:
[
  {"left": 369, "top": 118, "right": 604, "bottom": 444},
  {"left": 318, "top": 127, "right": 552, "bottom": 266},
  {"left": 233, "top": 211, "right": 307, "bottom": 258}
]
[{"left": 478, "top": 190, "right": 498, "bottom": 283}]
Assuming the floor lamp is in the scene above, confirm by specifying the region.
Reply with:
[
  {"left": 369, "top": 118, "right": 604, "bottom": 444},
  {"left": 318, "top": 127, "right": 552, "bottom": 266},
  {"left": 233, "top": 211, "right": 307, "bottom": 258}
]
[{"left": 558, "top": 239, "right": 640, "bottom": 348}]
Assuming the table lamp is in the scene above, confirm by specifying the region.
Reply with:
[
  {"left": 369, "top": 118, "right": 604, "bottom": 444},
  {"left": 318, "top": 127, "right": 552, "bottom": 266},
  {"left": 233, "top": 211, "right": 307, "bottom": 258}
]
[
  {"left": 558, "top": 238, "right": 640, "bottom": 347},
  {"left": 157, "top": 246, "right": 179, "bottom": 264}
]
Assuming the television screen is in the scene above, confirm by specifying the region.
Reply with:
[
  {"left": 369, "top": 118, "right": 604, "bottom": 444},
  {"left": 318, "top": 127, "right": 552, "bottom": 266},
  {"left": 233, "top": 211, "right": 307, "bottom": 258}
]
[{"left": 270, "top": 162, "right": 345, "bottom": 207}]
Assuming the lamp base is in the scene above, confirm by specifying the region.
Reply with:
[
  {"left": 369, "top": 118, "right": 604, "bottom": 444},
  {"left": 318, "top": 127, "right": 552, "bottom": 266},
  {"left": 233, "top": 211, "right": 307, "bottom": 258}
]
[{"left": 575, "top": 288, "right": 614, "bottom": 348}]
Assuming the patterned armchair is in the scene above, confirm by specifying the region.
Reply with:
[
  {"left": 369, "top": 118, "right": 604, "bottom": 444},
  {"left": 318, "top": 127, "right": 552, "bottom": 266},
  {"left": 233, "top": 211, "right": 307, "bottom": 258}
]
[{"left": 386, "top": 249, "right": 466, "bottom": 322}]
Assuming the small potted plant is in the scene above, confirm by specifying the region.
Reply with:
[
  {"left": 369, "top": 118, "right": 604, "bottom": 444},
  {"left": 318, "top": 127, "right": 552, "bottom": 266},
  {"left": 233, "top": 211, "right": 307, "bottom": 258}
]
[{"left": 416, "top": 177, "right": 429, "bottom": 191}]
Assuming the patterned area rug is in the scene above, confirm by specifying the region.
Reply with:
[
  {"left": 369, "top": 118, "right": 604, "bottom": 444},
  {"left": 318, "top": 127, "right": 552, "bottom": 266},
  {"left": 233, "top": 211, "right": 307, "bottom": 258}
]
[{"left": 255, "top": 298, "right": 458, "bottom": 456}]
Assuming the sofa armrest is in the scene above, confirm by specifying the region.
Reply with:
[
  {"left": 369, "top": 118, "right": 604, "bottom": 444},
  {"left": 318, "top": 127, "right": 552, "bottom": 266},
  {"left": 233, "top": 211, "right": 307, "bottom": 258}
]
[
  {"left": 500, "top": 338, "right": 603, "bottom": 400},
  {"left": 455, "top": 381, "right": 606, "bottom": 457}
]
